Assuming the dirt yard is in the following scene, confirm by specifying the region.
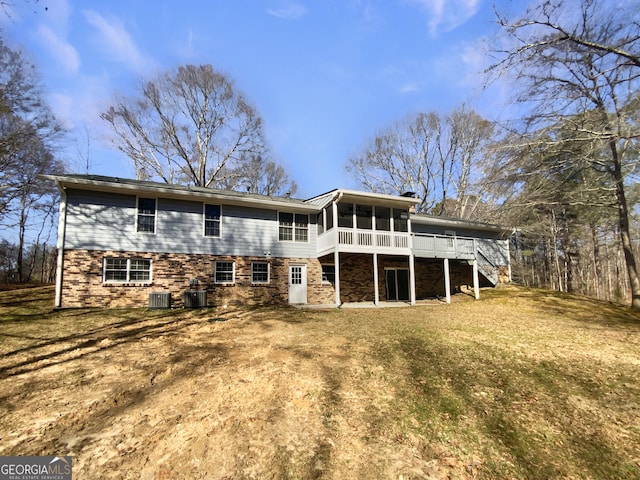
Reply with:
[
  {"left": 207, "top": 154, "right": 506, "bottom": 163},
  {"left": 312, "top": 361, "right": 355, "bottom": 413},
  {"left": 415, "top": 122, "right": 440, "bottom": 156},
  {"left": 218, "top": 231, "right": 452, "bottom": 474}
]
[
  {"left": 1, "top": 286, "right": 639, "bottom": 479},
  {"left": 0, "top": 288, "right": 458, "bottom": 479}
]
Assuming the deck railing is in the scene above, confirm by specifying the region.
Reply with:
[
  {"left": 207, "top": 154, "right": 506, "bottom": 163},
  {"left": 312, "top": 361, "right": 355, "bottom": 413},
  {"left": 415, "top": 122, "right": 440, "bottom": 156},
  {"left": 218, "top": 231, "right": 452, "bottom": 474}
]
[
  {"left": 412, "top": 233, "right": 475, "bottom": 258},
  {"left": 317, "top": 228, "right": 475, "bottom": 258}
]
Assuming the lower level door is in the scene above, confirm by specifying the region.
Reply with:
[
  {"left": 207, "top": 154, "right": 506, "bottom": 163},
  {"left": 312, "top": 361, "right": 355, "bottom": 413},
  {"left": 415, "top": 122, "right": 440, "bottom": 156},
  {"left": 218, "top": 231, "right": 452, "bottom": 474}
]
[
  {"left": 288, "top": 264, "right": 308, "bottom": 304},
  {"left": 385, "top": 268, "right": 409, "bottom": 301}
]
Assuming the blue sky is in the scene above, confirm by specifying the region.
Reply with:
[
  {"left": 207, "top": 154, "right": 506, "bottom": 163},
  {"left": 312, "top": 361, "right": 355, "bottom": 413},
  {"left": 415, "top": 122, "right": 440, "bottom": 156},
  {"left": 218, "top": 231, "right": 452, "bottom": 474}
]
[{"left": 1, "top": 0, "right": 518, "bottom": 198}]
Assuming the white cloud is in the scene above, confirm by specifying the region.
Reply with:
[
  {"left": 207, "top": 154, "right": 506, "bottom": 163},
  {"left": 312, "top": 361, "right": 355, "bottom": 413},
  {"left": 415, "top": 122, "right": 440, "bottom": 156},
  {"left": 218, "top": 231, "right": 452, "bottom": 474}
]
[
  {"left": 35, "top": 25, "right": 80, "bottom": 74},
  {"left": 408, "top": 0, "right": 480, "bottom": 36},
  {"left": 83, "top": 10, "right": 154, "bottom": 74},
  {"left": 267, "top": 2, "right": 308, "bottom": 20},
  {"left": 49, "top": 92, "right": 75, "bottom": 129},
  {"left": 399, "top": 82, "right": 422, "bottom": 94}
]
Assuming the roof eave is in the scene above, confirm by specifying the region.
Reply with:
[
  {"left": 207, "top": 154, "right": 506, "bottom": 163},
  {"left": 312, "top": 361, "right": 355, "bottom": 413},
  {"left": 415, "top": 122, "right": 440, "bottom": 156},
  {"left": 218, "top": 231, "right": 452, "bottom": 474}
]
[{"left": 40, "top": 175, "right": 320, "bottom": 212}]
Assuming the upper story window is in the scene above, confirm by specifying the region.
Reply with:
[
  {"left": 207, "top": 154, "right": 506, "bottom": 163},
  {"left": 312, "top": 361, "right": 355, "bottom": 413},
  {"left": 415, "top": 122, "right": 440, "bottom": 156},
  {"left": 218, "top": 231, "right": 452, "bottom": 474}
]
[
  {"left": 279, "top": 212, "right": 309, "bottom": 242},
  {"left": 317, "top": 209, "right": 324, "bottom": 235},
  {"left": 137, "top": 197, "right": 156, "bottom": 233},
  {"left": 356, "top": 204, "right": 372, "bottom": 229},
  {"left": 103, "top": 258, "right": 152, "bottom": 283},
  {"left": 325, "top": 205, "right": 333, "bottom": 231},
  {"left": 204, "top": 204, "right": 221, "bottom": 237},
  {"left": 393, "top": 209, "right": 408, "bottom": 232},
  {"left": 337, "top": 203, "right": 353, "bottom": 228},
  {"left": 376, "top": 207, "right": 391, "bottom": 231}
]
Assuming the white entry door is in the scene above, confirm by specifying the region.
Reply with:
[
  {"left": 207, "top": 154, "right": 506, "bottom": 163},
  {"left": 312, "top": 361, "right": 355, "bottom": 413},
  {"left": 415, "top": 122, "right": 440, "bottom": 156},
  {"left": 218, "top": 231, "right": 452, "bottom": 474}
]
[{"left": 288, "top": 264, "right": 307, "bottom": 304}]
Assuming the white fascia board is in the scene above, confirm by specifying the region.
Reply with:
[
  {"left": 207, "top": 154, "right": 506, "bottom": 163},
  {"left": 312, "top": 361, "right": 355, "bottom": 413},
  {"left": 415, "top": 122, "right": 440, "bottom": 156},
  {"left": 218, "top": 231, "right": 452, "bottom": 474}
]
[{"left": 306, "top": 188, "right": 421, "bottom": 208}]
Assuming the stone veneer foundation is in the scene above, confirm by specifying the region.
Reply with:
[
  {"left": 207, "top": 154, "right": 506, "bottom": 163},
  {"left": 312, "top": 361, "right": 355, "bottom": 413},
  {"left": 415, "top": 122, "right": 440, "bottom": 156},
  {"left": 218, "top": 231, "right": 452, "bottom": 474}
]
[{"left": 60, "top": 249, "right": 336, "bottom": 308}]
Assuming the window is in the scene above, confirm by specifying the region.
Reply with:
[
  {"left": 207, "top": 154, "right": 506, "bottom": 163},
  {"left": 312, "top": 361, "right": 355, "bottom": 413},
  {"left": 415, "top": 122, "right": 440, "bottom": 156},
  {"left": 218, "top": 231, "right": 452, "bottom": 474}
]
[
  {"left": 279, "top": 212, "right": 309, "bottom": 242},
  {"left": 103, "top": 258, "right": 151, "bottom": 283},
  {"left": 215, "top": 261, "right": 234, "bottom": 284},
  {"left": 137, "top": 197, "right": 156, "bottom": 233},
  {"left": 356, "top": 204, "right": 372, "bottom": 229},
  {"left": 251, "top": 262, "right": 270, "bottom": 284},
  {"left": 337, "top": 202, "right": 353, "bottom": 228},
  {"left": 295, "top": 214, "right": 309, "bottom": 242},
  {"left": 204, "top": 204, "right": 221, "bottom": 237},
  {"left": 376, "top": 207, "right": 391, "bottom": 231},
  {"left": 317, "top": 210, "right": 324, "bottom": 235},
  {"left": 321, "top": 264, "right": 335, "bottom": 284},
  {"left": 279, "top": 212, "right": 293, "bottom": 241},
  {"left": 393, "top": 208, "right": 408, "bottom": 232},
  {"left": 325, "top": 205, "right": 334, "bottom": 231}
]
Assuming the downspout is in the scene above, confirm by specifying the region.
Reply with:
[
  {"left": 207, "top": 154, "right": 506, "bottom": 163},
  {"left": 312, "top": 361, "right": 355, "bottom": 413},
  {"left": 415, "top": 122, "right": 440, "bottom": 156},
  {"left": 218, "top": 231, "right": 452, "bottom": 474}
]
[{"left": 54, "top": 184, "right": 68, "bottom": 308}]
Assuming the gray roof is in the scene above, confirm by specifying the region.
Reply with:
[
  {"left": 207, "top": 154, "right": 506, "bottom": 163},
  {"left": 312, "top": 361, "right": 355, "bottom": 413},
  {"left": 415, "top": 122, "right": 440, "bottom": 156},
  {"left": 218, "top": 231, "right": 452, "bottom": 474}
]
[{"left": 41, "top": 174, "right": 317, "bottom": 211}]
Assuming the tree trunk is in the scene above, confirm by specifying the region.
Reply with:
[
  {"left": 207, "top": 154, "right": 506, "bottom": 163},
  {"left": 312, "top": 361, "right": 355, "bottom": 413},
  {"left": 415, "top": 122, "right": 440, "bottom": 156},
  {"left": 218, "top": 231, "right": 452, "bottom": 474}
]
[{"left": 609, "top": 141, "right": 640, "bottom": 310}]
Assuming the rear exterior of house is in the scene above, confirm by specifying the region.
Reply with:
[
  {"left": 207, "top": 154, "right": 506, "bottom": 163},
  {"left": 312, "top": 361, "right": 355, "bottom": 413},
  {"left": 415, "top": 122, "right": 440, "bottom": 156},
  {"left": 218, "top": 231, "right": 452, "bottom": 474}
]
[{"left": 44, "top": 175, "right": 511, "bottom": 309}]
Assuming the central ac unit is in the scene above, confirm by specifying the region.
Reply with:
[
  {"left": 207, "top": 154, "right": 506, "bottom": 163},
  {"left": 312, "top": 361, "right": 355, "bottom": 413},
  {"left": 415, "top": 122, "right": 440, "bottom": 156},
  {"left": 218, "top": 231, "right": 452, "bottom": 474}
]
[
  {"left": 149, "top": 292, "right": 171, "bottom": 309},
  {"left": 184, "top": 290, "right": 207, "bottom": 308}
]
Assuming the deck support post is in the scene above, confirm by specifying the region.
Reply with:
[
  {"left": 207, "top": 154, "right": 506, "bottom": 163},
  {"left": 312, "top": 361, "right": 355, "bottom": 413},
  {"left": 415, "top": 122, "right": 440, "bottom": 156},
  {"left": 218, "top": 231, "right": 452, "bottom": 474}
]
[
  {"left": 373, "top": 253, "right": 379, "bottom": 306},
  {"left": 409, "top": 253, "right": 416, "bottom": 305},
  {"left": 333, "top": 200, "right": 341, "bottom": 307},
  {"left": 472, "top": 259, "right": 480, "bottom": 300},
  {"left": 334, "top": 249, "right": 341, "bottom": 307},
  {"left": 444, "top": 258, "right": 451, "bottom": 304}
]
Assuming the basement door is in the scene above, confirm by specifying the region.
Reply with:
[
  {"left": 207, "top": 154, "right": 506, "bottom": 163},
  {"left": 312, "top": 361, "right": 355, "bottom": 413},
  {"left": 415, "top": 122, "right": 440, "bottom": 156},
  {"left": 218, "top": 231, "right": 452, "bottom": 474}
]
[
  {"left": 288, "top": 264, "right": 307, "bottom": 304},
  {"left": 385, "top": 268, "right": 410, "bottom": 302}
]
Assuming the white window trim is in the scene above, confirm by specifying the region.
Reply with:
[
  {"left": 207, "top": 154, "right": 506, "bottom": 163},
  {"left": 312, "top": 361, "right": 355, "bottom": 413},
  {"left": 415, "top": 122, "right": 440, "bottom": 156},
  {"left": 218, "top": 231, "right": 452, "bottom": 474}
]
[
  {"left": 203, "top": 203, "right": 222, "bottom": 238},
  {"left": 251, "top": 261, "right": 271, "bottom": 284},
  {"left": 103, "top": 258, "right": 152, "bottom": 284},
  {"left": 278, "top": 211, "right": 310, "bottom": 243},
  {"left": 214, "top": 261, "right": 235, "bottom": 284},
  {"left": 321, "top": 264, "right": 335, "bottom": 285},
  {"left": 136, "top": 196, "right": 157, "bottom": 234}
]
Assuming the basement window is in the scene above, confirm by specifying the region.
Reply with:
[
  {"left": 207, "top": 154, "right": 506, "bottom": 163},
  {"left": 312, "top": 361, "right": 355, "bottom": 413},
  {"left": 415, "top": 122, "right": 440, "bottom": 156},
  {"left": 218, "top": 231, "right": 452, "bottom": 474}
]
[
  {"left": 214, "top": 261, "right": 235, "bottom": 284},
  {"left": 103, "top": 258, "right": 152, "bottom": 283},
  {"left": 251, "top": 262, "right": 270, "bottom": 284},
  {"left": 321, "top": 265, "right": 335, "bottom": 284}
]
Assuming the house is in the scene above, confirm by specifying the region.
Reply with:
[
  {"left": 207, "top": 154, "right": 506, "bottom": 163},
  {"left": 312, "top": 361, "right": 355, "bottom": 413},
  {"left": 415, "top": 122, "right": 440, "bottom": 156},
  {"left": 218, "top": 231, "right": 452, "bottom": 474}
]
[{"left": 42, "top": 174, "right": 511, "bottom": 309}]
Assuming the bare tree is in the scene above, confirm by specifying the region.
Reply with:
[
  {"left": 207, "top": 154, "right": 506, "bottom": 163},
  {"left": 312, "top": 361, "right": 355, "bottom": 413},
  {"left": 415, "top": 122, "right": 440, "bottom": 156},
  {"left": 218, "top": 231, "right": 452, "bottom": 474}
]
[
  {"left": 346, "top": 106, "right": 495, "bottom": 219},
  {"left": 229, "top": 156, "right": 298, "bottom": 197},
  {"left": 489, "top": 0, "right": 640, "bottom": 310},
  {"left": 101, "top": 64, "right": 269, "bottom": 188}
]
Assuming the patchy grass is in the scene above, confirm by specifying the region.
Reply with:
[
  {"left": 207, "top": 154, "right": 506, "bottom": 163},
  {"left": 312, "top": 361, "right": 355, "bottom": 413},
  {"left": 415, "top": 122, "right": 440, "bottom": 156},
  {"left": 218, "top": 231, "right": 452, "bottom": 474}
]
[{"left": 0, "top": 285, "right": 639, "bottom": 479}]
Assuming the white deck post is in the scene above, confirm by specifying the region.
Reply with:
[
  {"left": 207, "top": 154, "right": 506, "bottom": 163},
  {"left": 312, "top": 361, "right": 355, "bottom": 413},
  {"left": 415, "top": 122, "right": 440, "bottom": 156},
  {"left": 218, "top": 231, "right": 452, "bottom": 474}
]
[
  {"left": 408, "top": 214, "right": 416, "bottom": 305},
  {"left": 333, "top": 200, "right": 341, "bottom": 306},
  {"left": 409, "top": 253, "right": 416, "bottom": 305},
  {"left": 472, "top": 259, "right": 480, "bottom": 300},
  {"left": 373, "top": 252, "right": 379, "bottom": 306},
  {"left": 444, "top": 258, "right": 451, "bottom": 304}
]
